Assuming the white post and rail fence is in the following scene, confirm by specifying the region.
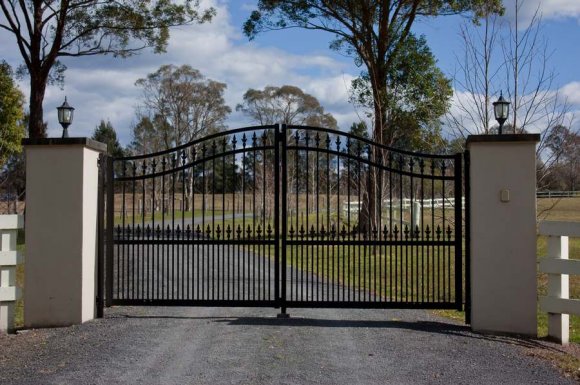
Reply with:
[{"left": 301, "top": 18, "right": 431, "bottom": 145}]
[
  {"left": 0, "top": 215, "right": 24, "bottom": 333},
  {"left": 539, "top": 221, "right": 580, "bottom": 345}
]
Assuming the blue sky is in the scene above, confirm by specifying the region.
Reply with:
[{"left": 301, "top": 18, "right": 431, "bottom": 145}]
[{"left": 0, "top": 0, "right": 578, "bottom": 144}]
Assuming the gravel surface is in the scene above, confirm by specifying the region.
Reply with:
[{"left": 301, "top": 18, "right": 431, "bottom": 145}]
[{"left": 0, "top": 306, "right": 576, "bottom": 385}]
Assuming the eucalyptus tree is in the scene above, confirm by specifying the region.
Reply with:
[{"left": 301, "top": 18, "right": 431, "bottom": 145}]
[
  {"left": 0, "top": 0, "right": 215, "bottom": 138},
  {"left": 135, "top": 65, "right": 231, "bottom": 149},
  {"left": 350, "top": 33, "right": 451, "bottom": 153},
  {"left": 236, "top": 85, "right": 337, "bottom": 128},
  {"left": 237, "top": 84, "right": 338, "bottom": 219},
  {"left": 132, "top": 65, "right": 231, "bottom": 211}
]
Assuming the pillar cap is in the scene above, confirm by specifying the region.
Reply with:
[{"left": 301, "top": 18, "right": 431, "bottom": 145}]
[
  {"left": 466, "top": 134, "right": 540, "bottom": 145},
  {"left": 22, "top": 137, "right": 107, "bottom": 153}
]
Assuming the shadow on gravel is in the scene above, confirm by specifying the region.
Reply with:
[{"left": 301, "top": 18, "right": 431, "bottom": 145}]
[
  {"left": 215, "top": 317, "right": 563, "bottom": 352},
  {"left": 111, "top": 312, "right": 561, "bottom": 353}
]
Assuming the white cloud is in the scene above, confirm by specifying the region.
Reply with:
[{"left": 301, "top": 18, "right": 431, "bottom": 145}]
[
  {"left": 503, "top": 0, "right": 580, "bottom": 25},
  {"left": 560, "top": 81, "right": 580, "bottom": 106}
]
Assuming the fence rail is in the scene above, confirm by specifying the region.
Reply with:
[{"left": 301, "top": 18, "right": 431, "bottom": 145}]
[
  {"left": 538, "top": 221, "right": 580, "bottom": 345},
  {"left": 537, "top": 191, "right": 580, "bottom": 199}
]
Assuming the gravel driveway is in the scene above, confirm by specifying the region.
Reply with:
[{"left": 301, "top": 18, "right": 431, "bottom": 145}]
[
  {"left": 2, "top": 237, "right": 576, "bottom": 384},
  {"left": 0, "top": 305, "right": 576, "bottom": 385}
]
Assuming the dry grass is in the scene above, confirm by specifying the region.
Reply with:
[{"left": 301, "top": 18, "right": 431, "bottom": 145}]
[{"left": 538, "top": 197, "right": 580, "bottom": 222}]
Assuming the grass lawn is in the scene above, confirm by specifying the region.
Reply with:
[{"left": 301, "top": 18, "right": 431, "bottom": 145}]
[{"left": 113, "top": 209, "right": 234, "bottom": 226}]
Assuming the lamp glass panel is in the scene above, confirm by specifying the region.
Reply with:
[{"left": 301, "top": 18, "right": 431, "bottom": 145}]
[
  {"left": 501, "top": 103, "right": 509, "bottom": 119},
  {"left": 63, "top": 109, "right": 73, "bottom": 123},
  {"left": 58, "top": 107, "right": 73, "bottom": 124}
]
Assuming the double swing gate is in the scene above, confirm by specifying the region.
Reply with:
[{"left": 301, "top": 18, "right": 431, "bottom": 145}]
[{"left": 99, "top": 125, "right": 467, "bottom": 314}]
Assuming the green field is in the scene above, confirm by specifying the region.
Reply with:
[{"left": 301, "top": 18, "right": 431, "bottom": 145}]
[{"left": 114, "top": 209, "right": 234, "bottom": 226}]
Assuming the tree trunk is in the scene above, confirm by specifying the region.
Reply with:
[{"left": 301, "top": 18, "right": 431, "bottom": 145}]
[
  {"left": 359, "top": 75, "right": 386, "bottom": 236},
  {"left": 28, "top": 73, "right": 48, "bottom": 138}
]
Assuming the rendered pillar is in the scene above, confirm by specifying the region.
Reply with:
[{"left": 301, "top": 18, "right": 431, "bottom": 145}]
[
  {"left": 467, "top": 134, "right": 539, "bottom": 336},
  {"left": 23, "top": 138, "right": 106, "bottom": 328}
]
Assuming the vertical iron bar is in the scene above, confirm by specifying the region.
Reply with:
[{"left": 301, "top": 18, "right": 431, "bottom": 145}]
[
  {"left": 452, "top": 164, "right": 460, "bottom": 302},
  {"left": 305, "top": 132, "right": 309, "bottom": 302},
  {"left": 212, "top": 148, "right": 216, "bottom": 301},
  {"left": 262, "top": 133, "right": 266, "bottom": 301},
  {"left": 431, "top": 161, "right": 435, "bottom": 302},
  {"left": 377, "top": 150, "right": 382, "bottom": 303},
  {"left": 241, "top": 136, "right": 246, "bottom": 300},
  {"left": 120, "top": 162, "right": 126, "bottom": 300},
  {"left": 442, "top": 160, "right": 446, "bottom": 302},
  {"left": 297, "top": 132, "right": 303, "bottom": 303},
  {"left": 357, "top": 142, "right": 362, "bottom": 302},
  {"left": 202, "top": 149, "right": 207, "bottom": 300},
  {"left": 152, "top": 161, "right": 157, "bottom": 300},
  {"left": 398, "top": 157, "right": 403, "bottom": 302},
  {"left": 223, "top": 140, "right": 227, "bottom": 301},
  {"left": 326, "top": 135, "right": 331, "bottom": 301},
  {"left": 105, "top": 156, "right": 114, "bottom": 306},
  {"left": 346, "top": 138, "right": 351, "bottom": 303},
  {"left": 410, "top": 159, "right": 414, "bottom": 303},
  {"left": 464, "top": 150, "right": 471, "bottom": 323},
  {"left": 366, "top": 147, "right": 371, "bottom": 302},
  {"left": 336, "top": 138, "right": 342, "bottom": 302},
  {"left": 389, "top": 155, "right": 393, "bottom": 302},
  {"left": 96, "top": 154, "right": 105, "bottom": 317},
  {"left": 161, "top": 158, "right": 166, "bottom": 300},
  {"left": 131, "top": 163, "right": 136, "bottom": 300},
  {"left": 420, "top": 160, "right": 425, "bottom": 303},
  {"left": 274, "top": 124, "right": 288, "bottom": 314},
  {"left": 231, "top": 139, "right": 236, "bottom": 301},
  {"left": 279, "top": 124, "right": 287, "bottom": 313},
  {"left": 141, "top": 162, "right": 146, "bottom": 300},
  {"left": 252, "top": 135, "right": 257, "bottom": 301},
  {"left": 316, "top": 134, "right": 320, "bottom": 302},
  {"left": 192, "top": 156, "right": 197, "bottom": 300},
  {"left": 182, "top": 153, "right": 186, "bottom": 300}
]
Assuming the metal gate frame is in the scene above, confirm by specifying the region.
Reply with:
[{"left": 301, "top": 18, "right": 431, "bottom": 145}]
[{"left": 97, "top": 124, "right": 468, "bottom": 317}]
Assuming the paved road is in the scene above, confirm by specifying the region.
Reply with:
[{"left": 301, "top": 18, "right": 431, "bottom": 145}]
[{"left": 0, "top": 305, "right": 575, "bottom": 385}]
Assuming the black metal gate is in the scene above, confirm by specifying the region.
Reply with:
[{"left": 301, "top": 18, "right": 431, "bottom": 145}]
[{"left": 101, "top": 125, "right": 465, "bottom": 313}]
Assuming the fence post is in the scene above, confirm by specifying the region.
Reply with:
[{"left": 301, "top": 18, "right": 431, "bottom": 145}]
[
  {"left": 411, "top": 201, "right": 421, "bottom": 230},
  {"left": 0, "top": 215, "right": 24, "bottom": 333},
  {"left": 547, "top": 233, "right": 569, "bottom": 343}
]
